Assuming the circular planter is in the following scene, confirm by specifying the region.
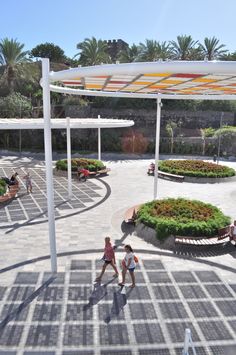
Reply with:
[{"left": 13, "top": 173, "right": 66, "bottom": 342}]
[
  {"left": 159, "top": 159, "right": 236, "bottom": 184},
  {"left": 183, "top": 175, "right": 236, "bottom": 184},
  {"left": 134, "top": 222, "right": 176, "bottom": 249}
]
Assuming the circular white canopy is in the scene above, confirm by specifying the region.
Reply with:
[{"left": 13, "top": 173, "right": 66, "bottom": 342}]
[
  {"left": 0, "top": 118, "right": 134, "bottom": 130},
  {"left": 48, "top": 61, "right": 236, "bottom": 100}
]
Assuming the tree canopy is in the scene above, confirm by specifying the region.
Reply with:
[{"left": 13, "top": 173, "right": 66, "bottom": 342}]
[{"left": 30, "top": 42, "right": 66, "bottom": 63}]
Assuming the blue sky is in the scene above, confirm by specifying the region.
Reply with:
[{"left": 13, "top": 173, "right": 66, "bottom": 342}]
[{"left": 1, "top": 0, "right": 235, "bottom": 57}]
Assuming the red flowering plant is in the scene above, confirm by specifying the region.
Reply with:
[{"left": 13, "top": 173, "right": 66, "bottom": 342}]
[
  {"left": 158, "top": 160, "right": 235, "bottom": 178},
  {"left": 137, "top": 198, "right": 231, "bottom": 240}
]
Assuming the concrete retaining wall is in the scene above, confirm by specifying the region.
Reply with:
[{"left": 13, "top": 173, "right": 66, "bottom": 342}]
[{"left": 134, "top": 222, "right": 175, "bottom": 250}]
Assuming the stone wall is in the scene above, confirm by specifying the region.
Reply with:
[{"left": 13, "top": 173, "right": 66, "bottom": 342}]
[{"left": 65, "top": 105, "right": 235, "bottom": 131}]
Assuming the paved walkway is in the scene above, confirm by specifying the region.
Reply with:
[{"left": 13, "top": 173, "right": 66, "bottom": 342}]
[
  {"left": 0, "top": 156, "right": 236, "bottom": 354},
  {"left": 0, "top": 166, "right": 107, "bottom": 225}
]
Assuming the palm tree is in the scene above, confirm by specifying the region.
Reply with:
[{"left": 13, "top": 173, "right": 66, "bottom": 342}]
[
  {"left": 0, "top": 38, "right": 31, "bottom": 92},
  {"left": 199, "top": 37, "right": 228, "bottom": 60},
  {"left": 75, "top": 37, "right": 110, "bottom": 66},
  {"left": 156, "top": 41, "right": 171, "bottom": 60},
  {"left": 118, "top": 44, "right": 139, "bottom": 63},
  {"left": 170, "top": 35, "right": 198, "bottom": 60},
  {"left": 138, "top": 39, "right": 159, "bottom": 61}
]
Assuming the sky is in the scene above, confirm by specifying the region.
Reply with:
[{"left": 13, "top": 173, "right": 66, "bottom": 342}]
[{"left": 0, "top": 0, "right": 235, "bottom": 58}]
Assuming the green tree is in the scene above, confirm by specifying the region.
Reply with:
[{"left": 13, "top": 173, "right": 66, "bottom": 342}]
[
  {"left": 0, "top": 92, "right": 32, "bottom": 117},
  {"left": 0, "top": 38, "right": 31, "bottom": 92},
  {"left": 170, "top": 35, "right": 198, "bottom": 60},
  {"left": 30, "top": 42, "right": 66, "bottom": 63},
  {"left": 118, "top": 44, "right": 139, "bottom": 63},
  {"left": 156, "top": 41, "right": 171, "bottom": 60},
  {"left": 138, "top": 39, "right": 160, "bottom": 61},
  {"left": 75, "top": 37, "right": 110, "bottom": 66},
  {"left": 220, "top": 51, "right": 236, "bottom": 61},
  {"left": 199, "top": 37, "right": 228, "bottom": 60},
  {"left": 166, "top": 121, "right": 177, "bottom": 154}
]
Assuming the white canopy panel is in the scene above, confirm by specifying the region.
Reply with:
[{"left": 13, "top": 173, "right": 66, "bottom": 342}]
[
  {"left": 48, "top": 61, "right": 236, "bottom": 100},
  {"left": 0, "top": 118, "right": 134, "bottom": 130}
]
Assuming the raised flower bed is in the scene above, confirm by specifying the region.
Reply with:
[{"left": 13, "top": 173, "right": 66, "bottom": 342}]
[
  {"left": 158, "top": 159, "right": 235, "bottom": 183},
  {"left": 54, "top": 158, "right": 109, "bottom": 177},
  {"left": 136, "top": 198, "right": 230, "bottom": 243}
]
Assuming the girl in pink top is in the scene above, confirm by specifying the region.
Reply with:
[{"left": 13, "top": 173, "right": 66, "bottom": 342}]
[{"left": 96, "top": 237, "right": 119, "bottom": 281}]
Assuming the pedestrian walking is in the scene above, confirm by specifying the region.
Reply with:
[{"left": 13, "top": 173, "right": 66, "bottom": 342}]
[
  {"left": 96, "top": 237, "right": 119, "bottom": 282},
  {"left": 119, "top": 244, "right": 136, "bottom": 288},
  {"left": 23, "top": 172, "right": 32, "bottom": 193}
]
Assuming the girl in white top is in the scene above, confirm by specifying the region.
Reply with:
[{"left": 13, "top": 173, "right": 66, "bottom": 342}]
[{"left": 119, "top": 244, "right": 136, "bottom": 288}]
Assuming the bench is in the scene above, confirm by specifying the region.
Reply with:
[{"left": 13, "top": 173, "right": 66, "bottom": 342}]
[
  {"left": 73, "top": 168, "right": 111, "bottom": 179},
  {"left": 147, "top": 169, "right": 184, "bottom": 182},
  {"left": 124, "top": 205, "right": 141, "bottom": 224},
  {"left": 175, "top": 225, "right": 231, "bottom": 246},
  {"left": 158, "top": 170, "right": 185, "bottom": 182},
  {"left": 0, "top": 184, "right": 19, "bottom": 204}
]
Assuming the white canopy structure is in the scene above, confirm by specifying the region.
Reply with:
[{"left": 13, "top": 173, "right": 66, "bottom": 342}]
[
  {"left": 0, "top": 116, "right": 134, "bottom": 201},
  {"left": 27, "top": 59, "right": 236, "bottom": 272}
]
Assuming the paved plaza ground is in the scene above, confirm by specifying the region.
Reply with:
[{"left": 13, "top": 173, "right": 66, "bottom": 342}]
[{"left": 0, "top": 155, "right": 236, "bottom": 354}]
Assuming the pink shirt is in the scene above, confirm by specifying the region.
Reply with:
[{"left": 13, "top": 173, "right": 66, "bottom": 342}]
[{"left": 104, "top": 243, "right": 114, "bottom": 261}]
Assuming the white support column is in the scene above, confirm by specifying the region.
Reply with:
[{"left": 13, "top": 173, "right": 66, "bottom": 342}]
[
  {"left": 66, "top": 117, "right": 72, "bottom": 198},
  {"left": 42, "top": 58, "right": 57, "bottom": 274},
  {"left": 98, "top": 115, "right": 101, "bottom": 160},
  {"left": 153, "top": 96, "right": 162, "bottom": 200}
]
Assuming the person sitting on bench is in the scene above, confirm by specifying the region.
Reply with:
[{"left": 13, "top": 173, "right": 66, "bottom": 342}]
[
  {"left": 231, "top": 220, "right": 236, "bottom": 247},
  {"left": 78, "top": 167, "right": 89, "bottom": 181},
  {"left": 2, "top": 172, "right": 19, "bottom": 187},
  {"left": 148, "top": 162, "right": 155, "bottom": 175}
]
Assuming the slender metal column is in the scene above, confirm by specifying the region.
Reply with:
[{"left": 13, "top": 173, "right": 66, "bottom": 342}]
[
  {"left": 66, "top": 117, "right": 72, "bottom": 198},
  {"left": 153, "top": 96, "right": 162, "bottom": 200},
  {"left": 98, "top": 115, "right": 101, "bottom": 160},
  {"left": 42, "top": 58, "right": 57, "bottom": 273}
]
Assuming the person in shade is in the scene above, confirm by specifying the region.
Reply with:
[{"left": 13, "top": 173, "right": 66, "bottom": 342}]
[
  {"left": 95, "top": 237, "right": 119, "bottom": 282},
  {"left": 231, "top": 220, "right": 236, "bottom": 248},
  {"left": 119, "top": 244, "right": 136, "bottom": 288}
]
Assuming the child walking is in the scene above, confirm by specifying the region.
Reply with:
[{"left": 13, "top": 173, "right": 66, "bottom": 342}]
[
  {"left": 23, "top": 172, "right": 32, "bottom": 193},
  {"left": 96, "top": 237, "right": 119, "bottom": 282},
  {"left": 119, "top": 244, "right": 136, "bottom": 288}
]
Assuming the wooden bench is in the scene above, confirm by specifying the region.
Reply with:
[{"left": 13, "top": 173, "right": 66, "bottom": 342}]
[
  {"left": 0, "top": 184, "right": 19, "bottom": 204},
  {"left": 73, "top": 168, "right": 111, "bottom": 179},
  {"left": 175, "top": 225, "right": 231, "bottom": 246},
  {"left": 124, "top": 205, "right": 141, "bottom": 224},
  {"left": 147, "top": 169, "right": 184, "bottom": 182}
]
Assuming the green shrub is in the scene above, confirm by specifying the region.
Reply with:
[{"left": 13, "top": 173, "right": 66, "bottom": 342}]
[
  {"left": 137, "top": 198, "right": 231, "bottom": 240},
  {"left": 0, "top": 179, "right": 7, "bottom": 196},
  {"left": 159, "top": 159, "right": 235, "bottom": 178},
  {"left": 56, "top": 158, "right": 105, "bottom": 172}
]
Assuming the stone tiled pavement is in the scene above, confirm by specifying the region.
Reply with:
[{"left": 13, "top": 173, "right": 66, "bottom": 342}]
[
  {"left": 0, "top": 156, "right": 236, "bottom": 354},
  {"left": 0, "top": 166, "right": 106, "bottom": 225}
]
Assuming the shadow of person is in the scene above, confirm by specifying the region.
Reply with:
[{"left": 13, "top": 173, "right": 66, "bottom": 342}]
[
  {"left": 83, "top": 278, "right": 115, "bottom": 310},
  {"left": 104, "top": 287, "right": 133, "bottom": 324},
  {"left": 0, "top": 275, "right": 56, "bottom": 330}
]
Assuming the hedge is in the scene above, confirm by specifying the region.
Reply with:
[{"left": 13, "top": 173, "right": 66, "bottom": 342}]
[
  {"left": 159, "top": 159, "right": 235, "bottom": 178},
  {"left": 0, "top": 179, "right": 7, "bottom": 196},
  {"left": 56, "top": 158, "right": 105, "bottom": 172},
  {"left": 137, "top": 198, "right": 231, "bottom": 240}
]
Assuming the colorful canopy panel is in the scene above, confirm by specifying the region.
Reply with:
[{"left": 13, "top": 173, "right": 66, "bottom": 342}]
[{"left": 62, "top": 72, "right": 236, "bottom": 96}]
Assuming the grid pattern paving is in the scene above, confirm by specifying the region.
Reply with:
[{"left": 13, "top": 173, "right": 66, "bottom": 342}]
[
  {"left": 0, "top": 259, "right": 236, "bottom": 354},
  {"left": 0, "top": 167, "right": 105, "bottom": 225}
]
